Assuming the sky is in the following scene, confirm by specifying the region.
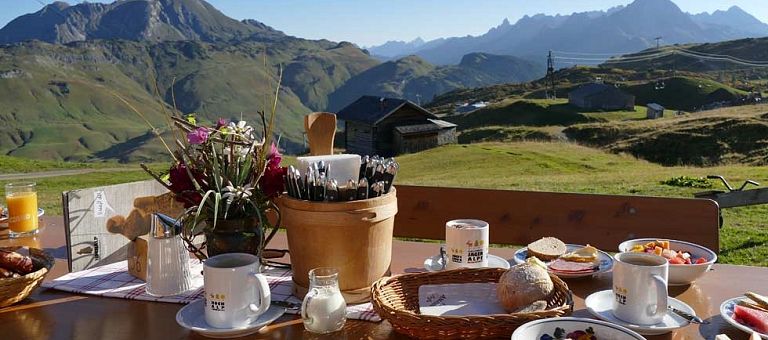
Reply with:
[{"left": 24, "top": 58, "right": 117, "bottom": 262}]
[{"left": 1, "top": 0, "right": 767, "bottom": 46}]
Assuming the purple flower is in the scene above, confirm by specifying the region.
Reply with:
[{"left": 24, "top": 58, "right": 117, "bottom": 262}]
[
  {"left": 267, "top": 142, "right": 281, "bottom": 167},
  {"left": 216, "top": 118, "right": 229, "bottom": 129},
  {"left": 187, "top": 127, "right": 210, "bottom": 145}
]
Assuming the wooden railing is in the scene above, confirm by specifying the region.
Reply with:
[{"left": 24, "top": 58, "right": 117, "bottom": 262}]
[{"left": 393, "top": 185, "right": 721, "bottom": 253}]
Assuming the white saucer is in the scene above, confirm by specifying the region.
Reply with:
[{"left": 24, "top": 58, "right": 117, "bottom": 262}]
[
  {"left": 176, "top": 299, "right": 286, "bottom": 338},
  {"left": 0, "top": 208, "right": 44, "bottom": 223},
  {"left": 720, "top": 297, "right": 768, "bottom": 339},
  {"left": 585, "top": 290, "right": 694, "bottom": 335},
  {"left": 514, "top": 244, "right": 613, "bottom": 278},
  {"left": 423, "top": 254, "right": 510, "bottom": 272}
]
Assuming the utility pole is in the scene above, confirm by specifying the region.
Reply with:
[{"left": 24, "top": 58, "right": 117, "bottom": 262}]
[
  {"left": 655, "top": 36, "right": 662, "bottom": 49},
  {"left": 546, "top": 50, "right": 556, "bottom": 99}
]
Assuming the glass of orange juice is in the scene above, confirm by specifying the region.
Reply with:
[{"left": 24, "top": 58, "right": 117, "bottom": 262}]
[{"left": 5, "top": 182, "right": 39, "bottom": 238}]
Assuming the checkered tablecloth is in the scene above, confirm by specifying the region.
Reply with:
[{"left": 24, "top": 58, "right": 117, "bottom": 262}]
[{"left": 41, "top": 259, "right": 381, "bottom": 322}]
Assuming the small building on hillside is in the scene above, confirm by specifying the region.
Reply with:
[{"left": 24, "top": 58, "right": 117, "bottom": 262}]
[
  {"left": 646, "top": 103, "right": 665, "bottom": 119},
  {"left": 337, "top": 96, "right": 457, "bottom": 156},
  {"left": 568, "top": 83, "right": 635, "bottom": 111}
]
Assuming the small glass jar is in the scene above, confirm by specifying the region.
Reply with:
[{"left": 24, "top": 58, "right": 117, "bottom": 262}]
[
  {"left": 301, "top": 267, "right": 346, "bottom": 334},
  {"left": 146, "top": 213, "right": 192, "bottom": 296}
]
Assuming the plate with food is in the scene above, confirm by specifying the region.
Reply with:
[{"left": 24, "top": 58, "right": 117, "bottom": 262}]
[
  {"left": 513, "top": 237, "right": 613, "bottom": 278},
  {"left": 720, "top": 292, "right": 768, "bottom": 339},
  {"left": 618, "top": 239, "right": 716, "bottom": 285},
  {"left": 511, "top": 317, "right": 646, "bottom": 340}
]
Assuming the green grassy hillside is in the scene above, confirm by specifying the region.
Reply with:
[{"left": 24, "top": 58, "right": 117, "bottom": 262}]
[
  {"left": 565, "top": 105, "right": 768, "bottom": 166},
  {"left": 624, "top": 76, "right": 748, "bottom": 111}
]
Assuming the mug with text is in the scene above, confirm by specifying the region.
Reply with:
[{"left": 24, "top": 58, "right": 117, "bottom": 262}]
[
  {"left": 445, "top": 219, "right": 489, "bottom": 270},
  {"left": 203, "top": 253, "right": 271, "bottom": 328},
  {"left": 612, "top": 252, "right": 669, "bottom": 325}
]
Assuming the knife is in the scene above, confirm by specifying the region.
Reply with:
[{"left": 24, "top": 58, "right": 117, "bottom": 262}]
[{"left": 668, "top": 306, "right": 708, "bottom": 324}]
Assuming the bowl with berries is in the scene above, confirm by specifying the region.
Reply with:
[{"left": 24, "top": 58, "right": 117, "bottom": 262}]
[{"left": 618, "top": 239, "right": 716, "bottom": 285}]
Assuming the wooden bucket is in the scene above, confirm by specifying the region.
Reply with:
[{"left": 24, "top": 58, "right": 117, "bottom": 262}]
[{"left": 276, "top": 188, "right": 397, "bottom": 304}]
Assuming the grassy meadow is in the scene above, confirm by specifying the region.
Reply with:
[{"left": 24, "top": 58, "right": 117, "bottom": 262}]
[{"left": 1, "top": 141, "right": 766, "bottom": 266}]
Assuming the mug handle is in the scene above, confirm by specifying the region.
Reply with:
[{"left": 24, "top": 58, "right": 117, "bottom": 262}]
[
  {"left": 301, "top": 288, "right": 319, "bottom": 325},
  {"left": 651, "top": 274, "right": 668, "bottom": 319},
  {"left": 248, "top": 273, "right": 271, "bottom": 316}
]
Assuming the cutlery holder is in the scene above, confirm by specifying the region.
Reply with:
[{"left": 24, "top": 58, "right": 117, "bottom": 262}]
[{"left": 276, "top": 188, "right": 397, "bottom": 304}]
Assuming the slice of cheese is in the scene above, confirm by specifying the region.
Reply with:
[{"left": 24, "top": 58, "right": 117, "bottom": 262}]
[{"left": 559, "top": 245, "right": 599, "bottom": 263}]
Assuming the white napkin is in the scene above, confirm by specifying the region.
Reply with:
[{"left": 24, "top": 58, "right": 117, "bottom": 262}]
[{"left": 418, "top": 283, "right": 506, "bottom": 316}]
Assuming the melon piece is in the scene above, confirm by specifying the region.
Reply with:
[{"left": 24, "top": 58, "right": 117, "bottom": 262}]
[{"left": 734, "top": 305, "right": 768, "bottom": 334}]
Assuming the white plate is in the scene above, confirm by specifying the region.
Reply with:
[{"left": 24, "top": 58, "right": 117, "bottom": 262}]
[
  {"left": 585, "top": 290, "right": 694, "bottom": 335},
  {"left": 423, "top": 254, "right": 510, "bottom": 272},
  {"left": 513, "top": 244, "right": 613, "bottom": 278},
  {"left": 511, "top": 316, "right": 646, "bottom": 340},
  {"left": 720, "top": 297, "right": 768, "bottom": 339},
  {"left": 176, "top": 299, "right": 285, "bottom": 339},
  {"left": 0, "top": 208, "right": 44, "bottom": 223}
]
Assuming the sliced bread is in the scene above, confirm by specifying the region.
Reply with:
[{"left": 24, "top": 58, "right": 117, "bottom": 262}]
[{"left": 527, "top": 237, "right": 567, "bottom": 261}]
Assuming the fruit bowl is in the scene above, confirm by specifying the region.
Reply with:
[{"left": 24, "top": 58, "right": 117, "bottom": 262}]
[{"left": 618, "top": 238, "right": 716, "bottom": 285}]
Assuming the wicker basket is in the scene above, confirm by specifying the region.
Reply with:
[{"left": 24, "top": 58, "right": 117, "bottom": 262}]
[
  {"left": 371, "top": 268, "right": 573, "bottom": 339},
  {"left": 0, "top": 246, "right": 54, "bottom": 308}
]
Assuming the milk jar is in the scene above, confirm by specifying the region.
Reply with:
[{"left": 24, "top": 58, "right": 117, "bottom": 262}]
[{"left": 301, "top": 267, "right": 346, "bottom": 334}]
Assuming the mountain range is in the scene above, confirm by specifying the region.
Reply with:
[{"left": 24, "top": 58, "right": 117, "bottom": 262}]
[
  {"left": 0, "top": 0, "right": 539, "bottom": 161},
  {"left": 368, "top": 0, "right": 768, "bottom": 64}
]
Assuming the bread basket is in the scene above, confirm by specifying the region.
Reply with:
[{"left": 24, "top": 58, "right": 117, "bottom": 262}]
[
  {"left": 371, "top": 267, "right": 573, "bottom": 339},
  {"left": 0, "top": 246, "right": 55, "bottom": 308}
]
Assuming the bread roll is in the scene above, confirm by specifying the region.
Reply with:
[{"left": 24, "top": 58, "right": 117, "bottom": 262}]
[
  {"left": 527, "top": 237, "right": 567, "bottom": 261},
  {"left": 497, "top": 257, "right": 554, "bottom": 312},
  {"left": 0, "top": 249, "right": 33, "bottom": 274}
]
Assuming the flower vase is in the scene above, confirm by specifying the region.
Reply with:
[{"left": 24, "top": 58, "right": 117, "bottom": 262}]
[{"left": 204, "top": 217, "right": 263, "bottom": 257}]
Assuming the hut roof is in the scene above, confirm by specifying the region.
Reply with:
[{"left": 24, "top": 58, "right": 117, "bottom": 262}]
[
  {"left": 336, "top": 95, "right": 437, "bottom": 125},
  {"left": 647, "top": 103, "right": 665, "bottom": 111},
  {"left": 394, "top": 119, "right": 456, "bottom": 135}
]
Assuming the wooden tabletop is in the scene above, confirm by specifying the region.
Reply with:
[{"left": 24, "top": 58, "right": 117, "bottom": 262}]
[{"left": 0, "top": 216, "right": 765, "bottom": 340}]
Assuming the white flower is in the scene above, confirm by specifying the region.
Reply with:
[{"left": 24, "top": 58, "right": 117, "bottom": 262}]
[
  {"left": 223, "top": 145, "right": 251, "bottom": 157},
  {"left": 222, "top": 183, "right": 254, "bottom": 205},
  {"left": 227, "top": 120, "right": 254, "bottom": 139}
]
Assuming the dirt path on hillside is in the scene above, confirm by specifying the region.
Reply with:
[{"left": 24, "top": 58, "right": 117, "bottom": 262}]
[{"left": 0, "top": 168, "right": 136, "bottom": 181}]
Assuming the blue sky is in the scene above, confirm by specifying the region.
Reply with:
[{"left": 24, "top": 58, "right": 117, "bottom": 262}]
[{"left": 1, "top": 0, "right": 767, "bottom": 46}]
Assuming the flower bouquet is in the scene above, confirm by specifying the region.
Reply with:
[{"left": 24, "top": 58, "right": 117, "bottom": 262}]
[{"left": 128, "top": 79, "right": 285, "bottom": 261}]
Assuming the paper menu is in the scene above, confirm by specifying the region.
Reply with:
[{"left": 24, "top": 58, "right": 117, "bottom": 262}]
[{"left": 418, "top": 283, "right": 507, "bottom": 316}]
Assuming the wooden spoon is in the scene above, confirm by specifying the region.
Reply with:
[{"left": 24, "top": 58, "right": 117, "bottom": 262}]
[{"left": 304, "top": 112, "right": 336, "bottom": 156}]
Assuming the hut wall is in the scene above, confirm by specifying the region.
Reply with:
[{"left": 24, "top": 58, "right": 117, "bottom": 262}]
[
  {"left": 345, "top": 121, "right": 375, "bottom": 155},
  {"left": 437, "top": 128, "right": 457, "bottom": 145},
  {"left": 375, "top": 106, "right": 431, "bottom": 156},
  {"left": 394, "top": 132, "right": 439, "bottom": 154}
]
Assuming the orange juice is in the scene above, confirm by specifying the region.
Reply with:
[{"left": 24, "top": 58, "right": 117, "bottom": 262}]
[{"left": 6, "top": 191, "right": 38, "bottom": 233}]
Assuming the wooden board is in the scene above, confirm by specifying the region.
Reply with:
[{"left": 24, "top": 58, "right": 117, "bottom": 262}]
[
  {"left": 393, "top": 185, "right": 721, "bottom": 253},
  {"left": 62, "top": 180, "right": 179, "bottom": 273}
]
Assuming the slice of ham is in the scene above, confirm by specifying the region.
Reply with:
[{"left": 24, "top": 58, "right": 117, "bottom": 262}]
[{"left": 548, "top": 258, "right": 598, "bottom": 273}]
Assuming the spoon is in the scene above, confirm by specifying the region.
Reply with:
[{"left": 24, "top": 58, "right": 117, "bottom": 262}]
[{"left": 668, "top": 305, "right": 708, "bottom": 324}]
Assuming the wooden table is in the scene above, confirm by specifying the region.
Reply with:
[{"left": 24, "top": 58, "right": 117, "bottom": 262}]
[{"left": 0, "top": 216, "right": 764, "bottom": 340}]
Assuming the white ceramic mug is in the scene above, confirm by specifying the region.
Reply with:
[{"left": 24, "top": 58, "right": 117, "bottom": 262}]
[
  {"left": 203, "top": 253, "right": 271, "bottom": 328},
  {"left": 612, "top": 252, "right": 669, "bottom": 325},
  {"left": 445, "top": 219, "right": 489, "bottom": 270}
]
